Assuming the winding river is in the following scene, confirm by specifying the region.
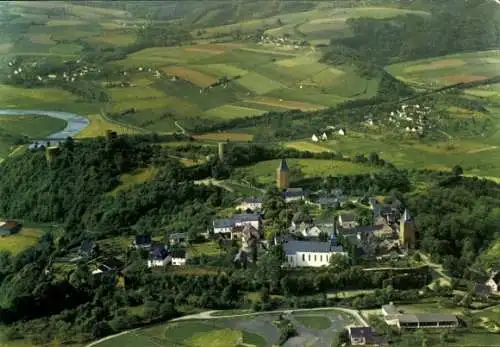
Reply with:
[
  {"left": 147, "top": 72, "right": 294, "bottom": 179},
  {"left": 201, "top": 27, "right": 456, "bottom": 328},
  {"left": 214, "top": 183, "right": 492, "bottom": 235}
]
[{"left": 0, "top": 109, "right": 89, "bottom": 140}]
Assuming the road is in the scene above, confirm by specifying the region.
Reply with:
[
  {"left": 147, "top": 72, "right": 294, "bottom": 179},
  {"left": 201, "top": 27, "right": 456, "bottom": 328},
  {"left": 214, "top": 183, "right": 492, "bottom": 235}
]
[
  {"left": 174, "top": 120, "right": 186, "bottom": 134},
  {"left": 86, "top": 306, "right": 368, "bottom": 347},
  {"left": 417, "top": 251, "right": 451, "bottom": 284},
  {"left": 0, "top": 109, "right": 89, "bottom": 140}
]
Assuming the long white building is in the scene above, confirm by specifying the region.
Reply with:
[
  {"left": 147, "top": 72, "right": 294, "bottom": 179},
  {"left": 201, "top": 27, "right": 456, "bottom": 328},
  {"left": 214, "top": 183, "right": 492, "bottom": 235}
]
[{"left": 283, "top": 239, "right": 346, "bottom": 267}]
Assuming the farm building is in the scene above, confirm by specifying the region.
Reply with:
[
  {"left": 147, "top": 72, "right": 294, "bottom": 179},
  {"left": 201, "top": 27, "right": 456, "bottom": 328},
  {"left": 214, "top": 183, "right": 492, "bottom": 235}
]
[
  {"left": 338, "top": 213, "right": 359, "bottom": 229},
  {"left": 311, "top": 134, "right": 319, "bottom": 142},
  {"left": 170, "top": 249, "right": 187, "bottom": 266},
  {"left": 348, "top": 327, "right": 382, "bottom": 346},
  {"left": 236, "top": 197, "right": 263, "bottom": 212},
  {"left": 133, "top": 234, "right": 152, "bottom": 249},
  {"left": 147, "top": 243, "right": 169, "bottom": 268},
  {"left": 0, "top": 221, "right": 22, "bottom": 236},
  {"left": 283, "top": 188, "right": 305, "bottom": 203}
]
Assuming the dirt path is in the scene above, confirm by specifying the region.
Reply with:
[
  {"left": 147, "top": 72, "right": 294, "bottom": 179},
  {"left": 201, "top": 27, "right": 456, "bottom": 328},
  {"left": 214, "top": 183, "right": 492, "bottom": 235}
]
[
  {"left": 468, "top": 146, "right": 498, "bottom": 154},
  {"left": 174, "top": 120, "right": 186, "bottom": 134}
]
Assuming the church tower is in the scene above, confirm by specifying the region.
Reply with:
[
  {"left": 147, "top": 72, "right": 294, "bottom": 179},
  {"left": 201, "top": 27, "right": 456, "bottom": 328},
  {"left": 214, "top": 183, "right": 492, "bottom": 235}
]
[
  {"left": 276, "top": 159, "right": 289, "bottom": 190},
  {"left": 399, "top": 209, "right": 416, "bottom": 249}
]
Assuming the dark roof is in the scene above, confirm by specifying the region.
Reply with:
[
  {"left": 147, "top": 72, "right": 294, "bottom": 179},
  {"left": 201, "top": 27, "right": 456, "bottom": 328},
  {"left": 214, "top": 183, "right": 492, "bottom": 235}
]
[
  {"left": 339, "top": 213, "right": 357, "bottom": 222},
  {"left": 233, "top": 213, "right": 261, "bottom": 223},
  {"left": 150, "top": 244, "right": 168, "bottom": 260},
  {"left": 100, "top": 257, "right": 123, "bottom": 270},
  {"left": 349, "top": 327, "right": 377, "bottom": 339},
  {"left": 318, "top": 197, "right": 338, "bottom": 205},
  {"left": 170, "top": 249, "right": 186, "bottom": 259},
  {"left": 214, "top": 219, "right": 234, "bottom": 228},
  {"left": 242, "top": 197, "right": 263, "bottom": 204},
  {"left": 0, "top": 220, "right": 20, "bottom": 231},
  {"left": 397, "top": 314, "right": 457, "bottom": 324},
  {"left": 284, "top": 188, "right": 304, "bottom": 198},
  {"left": 80, "top": 240, "right": 94, "bottom": 253},
  {"left": 135, "top": 234, "right": 152, "bottom": 245},
  {"left": 283, "top": 239, "right": 343, "bottom": 255},
  {"left": 278, "top": 159, "right": 289, "bottom": 171}
]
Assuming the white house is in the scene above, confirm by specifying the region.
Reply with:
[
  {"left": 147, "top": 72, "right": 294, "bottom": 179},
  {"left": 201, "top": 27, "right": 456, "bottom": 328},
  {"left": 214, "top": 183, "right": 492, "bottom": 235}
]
[
  {"left": 283, "top": 188, "right": 305, "bottom": 203},
  {"left": 213, "top": 219, "right": 234, "bottom": 235},
  {"left": 338, "top": 128, "right": 346, "bottom": 136},
  {"left": 147, "top": 244, "right": 170, "bottom": 268},
  {"left": 321, "top": 132, "right": 328, "bottom": 141},
  {"left": 301, "top": 225, "right": 322, "bottom": 238},
  {"left": 486, "top": 272, "right": 500, "bottom": 293},
  {"left": 236, "top": 197, "right": 263, "bottom": 212},
  {"left": 232, "top": 213, "right": 261, "bottom": 231},
  {"left": 170, "top": 249, "right": 187, "bottom": 266},
  {"left": 311, "top": 134, "right": 319, "bottom": 142},
  {"left": 338, "top": 213, "right": 359, "bottom": 229},
  {"left": 283, "top": 239, "right": 346, "bottom": 267}
]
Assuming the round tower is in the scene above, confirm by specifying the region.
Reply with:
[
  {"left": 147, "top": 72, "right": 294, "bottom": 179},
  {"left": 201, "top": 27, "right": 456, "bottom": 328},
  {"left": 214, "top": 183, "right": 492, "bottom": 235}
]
[
  {"left": 218, "top": 142, "right": 227, "bottom": 162},
  {"left": 276, "top": 159, "right": 289, "bottom": 189},
  {"left": 45, "top": 146, "right": 60, "bottom": 165}
]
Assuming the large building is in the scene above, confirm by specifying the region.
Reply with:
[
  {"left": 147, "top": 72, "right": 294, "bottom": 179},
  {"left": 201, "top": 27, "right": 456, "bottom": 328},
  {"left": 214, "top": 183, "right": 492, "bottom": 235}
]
[
  {"left": 276, "top": 159, "right": 289, "bottom": 189},
  {"left": 381, "top": 303, "right": 458, "bottom": 329},
  {"left": 399, "top": 209, "right": 416, "bottom": 248},
  {"left": 283, "top": 238, "right": 346, "bottom": 267}
]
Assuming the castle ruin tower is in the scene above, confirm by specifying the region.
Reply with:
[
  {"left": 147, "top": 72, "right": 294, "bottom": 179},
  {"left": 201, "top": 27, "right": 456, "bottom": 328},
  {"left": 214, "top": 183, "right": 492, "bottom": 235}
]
[
  {"left": 399, "top": 209, "right": 416, "bottom": 249},
  {"left": 218, "top": 142, "right": 226, "bottom": 162},
  {"left": 276, "top": 159, "right": 289, "bottom": 190},
  {"left": 45, "top": 146, "right": 60, "bottom": 166}
]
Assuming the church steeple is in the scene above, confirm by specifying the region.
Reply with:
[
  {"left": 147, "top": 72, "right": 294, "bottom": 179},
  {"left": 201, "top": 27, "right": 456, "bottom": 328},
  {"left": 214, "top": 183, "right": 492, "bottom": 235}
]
[{"left": 276, "top": 159, "right": 289, "bottom": 189}]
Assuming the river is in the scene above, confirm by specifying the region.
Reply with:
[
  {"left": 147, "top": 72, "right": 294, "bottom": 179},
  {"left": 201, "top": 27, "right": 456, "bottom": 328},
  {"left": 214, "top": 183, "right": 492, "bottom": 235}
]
[{"left": 0, "top": 109, "right": 89, "bottom": 140}]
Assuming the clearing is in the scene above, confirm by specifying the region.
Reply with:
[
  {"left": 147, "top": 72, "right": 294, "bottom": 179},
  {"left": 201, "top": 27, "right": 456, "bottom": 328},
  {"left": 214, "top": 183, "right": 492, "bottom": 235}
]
[{"left": 0, "top": 227, "right": 43, "bottom": 255}]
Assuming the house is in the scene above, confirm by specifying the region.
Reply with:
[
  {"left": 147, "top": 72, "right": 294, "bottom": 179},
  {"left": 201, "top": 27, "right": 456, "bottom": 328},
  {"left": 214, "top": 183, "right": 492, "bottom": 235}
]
[
  {"left": 485, "top": 271, "right": 500, "bottom": 293},
  {"left": 79, "top": 240, "right": 96, "bottom": 258},
  {"left": 170, "top": 249, "right": 187, "bottom": 266},
  {"left": 169, "top": 232, "right": 187, "bottom": 245},
  {"left": 236, "top": 197, "right": 263, "bottom": 212},
  {"left": 348, "top": 327, "right": 381, "bottom": 346},
  {"left": 338, "top": 128, "right": 346, "bottom": 136},
  {"left": 283, "top": 239, "right": 346, "bottom": 267},
  {"left": 133, "top": 234, "right": 152, "bottom": 249},
  {"left": 241, "top": 224, "right": 261, "bottom": 250},
  {"left": 92, "top": 257, "right": 122, "bottom": 276},
  {"left": 0, "top": 221, "right": 22, "bottom": 236},
  {"left": 321, "top": 132, "right": 328, "bottom": 141},
  {"left": 147, "top": 243, "right": 169, "bottom": 267},
  {"left": 232, "top": 213, "right": 261, "bottom": 231},
  {"left": 317, "top": 197, "right": 339, "bottom": 209},
  {"left": 338, "top": 213, "right": 359, "bottom": 229},
  {"left": 381, "top": 303, "right": 458, "bottom": 329},
  {"left": 311, "top": 134, "right": 319, "bottom": 142},
  {"left": 283, "top": 188, "right": 305, "bottom": 203},
  {"left": 213, "top": 219, "right": 234, "bottom": 236}
]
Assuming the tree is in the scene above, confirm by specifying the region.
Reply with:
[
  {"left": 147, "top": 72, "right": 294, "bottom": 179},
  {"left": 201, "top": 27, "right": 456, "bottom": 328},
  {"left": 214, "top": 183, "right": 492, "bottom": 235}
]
[
  {"left": 452, "top": 165, "right": 463, "bottom": 177},
  {"left": 329, "top": 254, "right": 349, "bottom": 272}
]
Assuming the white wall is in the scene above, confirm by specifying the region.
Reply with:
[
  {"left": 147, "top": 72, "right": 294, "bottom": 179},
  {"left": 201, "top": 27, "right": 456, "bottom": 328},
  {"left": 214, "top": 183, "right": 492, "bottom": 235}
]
[
  {"left": 171, "top": 257, "right": 186, "bottom": 266},
  {"left": 214, "top": 226, "right": 233, "bottom": 234},
  {"left": 147, "top": 256, "right": 171, "bottom": 268},
  {"left": 287, "top": 252, "right": 337, "bottom": 267},
  {"left": 237, "top": 202, "right": 262, "bottom": 211},
  {"left": 234, "top": 220, "right": 260, "bottom": 230}
]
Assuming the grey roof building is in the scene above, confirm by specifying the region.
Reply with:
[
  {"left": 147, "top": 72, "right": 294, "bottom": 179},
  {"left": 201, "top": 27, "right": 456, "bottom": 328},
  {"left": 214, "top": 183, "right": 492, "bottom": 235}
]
[{"left": 283, "top": 239, "right": 344, "bottom": 255}]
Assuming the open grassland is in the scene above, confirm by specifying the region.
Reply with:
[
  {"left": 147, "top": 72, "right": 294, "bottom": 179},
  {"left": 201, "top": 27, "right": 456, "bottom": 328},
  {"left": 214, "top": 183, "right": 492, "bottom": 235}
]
[
  {"left": 285, "top": 140, "right": 332, "bottom": 153},
  {"left": 237, "top": 158, "right": 381, "bottom": 185},
  {"left": 193, "top": 132, "right": 254, "bottom": 142},
  {"left": 386, "top": 50, "right": 500, "bottom": 88},
  {"left": 110, "top": 167, "right": 158, "bottom": 196},
  {"left": 76, "top": 114, "right": 141, "bottom": 138},
  {"left": 0, "top": 228, "right": 42, "bottom": 255},
  {"left": 0, "top": 115, "right": 66, "bottom": 138},
  {"left": 188, "top": 241, "right": 223, "bottom": 258},
  {"left": 204, "top": 104, "right": 266, "bottom": 119}
]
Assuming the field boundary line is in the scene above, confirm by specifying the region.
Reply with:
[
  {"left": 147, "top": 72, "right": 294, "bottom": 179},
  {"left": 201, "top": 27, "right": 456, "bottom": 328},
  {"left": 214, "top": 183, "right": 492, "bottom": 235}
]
[{"left": 99, "top": 109, "right": 148, "bottom": 134}]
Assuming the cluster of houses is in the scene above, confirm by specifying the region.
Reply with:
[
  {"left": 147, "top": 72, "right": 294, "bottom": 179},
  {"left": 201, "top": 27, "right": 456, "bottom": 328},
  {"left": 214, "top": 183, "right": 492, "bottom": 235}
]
[
  {"left": 311, "top": 127, "right": 346, "bottom": 142},
  {"left": 132, "top": 233, "right": 188, "bottom": 267},
  {"left": 258, "top": 34, "right": 308, "bottom": 49},
  {"left": 387, "top": 103, "right": 432, "bottom": 135}
]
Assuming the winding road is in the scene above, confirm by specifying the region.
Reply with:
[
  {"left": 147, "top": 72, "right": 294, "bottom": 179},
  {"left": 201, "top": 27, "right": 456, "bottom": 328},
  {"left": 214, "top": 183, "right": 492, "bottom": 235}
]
[{"left": 0, "top": 109, "right": 89, "bottom": 140}]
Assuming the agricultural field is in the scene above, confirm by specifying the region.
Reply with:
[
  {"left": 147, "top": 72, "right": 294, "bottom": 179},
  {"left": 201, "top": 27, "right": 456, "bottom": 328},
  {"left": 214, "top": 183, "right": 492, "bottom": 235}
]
[
  {"left": 0, "top": 227, "right": 43, "bottom": 255},
  {"left": 236, "top": 158, "right": 381, "bottom": 185},
  {"left": 75, "top": 114, "right": 141, "bottom": 138},
  {"left": 386, "top": 50, "right": 500, "bottom": 89},
  {"left": 0, "top": 115, "right": 66, "bottom": 139}
]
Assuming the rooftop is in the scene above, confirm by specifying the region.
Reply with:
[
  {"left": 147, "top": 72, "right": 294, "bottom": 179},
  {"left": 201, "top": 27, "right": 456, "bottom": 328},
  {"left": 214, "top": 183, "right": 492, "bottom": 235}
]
[
  {"left": 135, "top": 234, "right": 151, "bottom": 245},
  {"left": 150, "top": 243, "right": 168, "bottom": 260},
  {"left": 339, "top": 213, "right": 357, "bottom": 222},
  {"left": 213, "top": 219, "right": 234, "bottom": 228},
  {"left": 349, "top": 327, "right": 377, "bottom": 339},
  {"left": 283, "top": 239, "right": 343, "bottom": 255},
  {"left": 233, "top": 213, "right": 261, "bottom": 222},
  {"left": 170, "top": 249, "right": 187, "bottom": 259},
  {"left": 397, "top": 314, "right": 458, "bottom": 324},
  {"left": 278, "top": 159, "right": 289, "bottom": 171},
  {"left": 241, "top": 197, "right": 263, "bottom": 204}
]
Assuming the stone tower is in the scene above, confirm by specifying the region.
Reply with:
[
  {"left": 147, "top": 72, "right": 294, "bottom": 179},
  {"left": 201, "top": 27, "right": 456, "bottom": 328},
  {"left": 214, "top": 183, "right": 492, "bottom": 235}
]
[
  {"left": 45, "top": 146, "right": 59, "bottom": 165},
  {"left": 399, "top": 209, "right": 416, "bottom": 249},
  {"left": 276, "top": 159, "right": 289, "bottom": 190},
  {"left": 218, "top": 142, "right": 226, "bottom": 162}
]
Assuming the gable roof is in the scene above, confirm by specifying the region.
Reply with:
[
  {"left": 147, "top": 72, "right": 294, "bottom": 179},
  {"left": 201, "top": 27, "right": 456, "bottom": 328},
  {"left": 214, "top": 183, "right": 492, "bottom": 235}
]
[
  {"left": 283, "top": 239, "right": 342, "bottom": 255},
  {"left": 135, "top": 234, "right": 152, "bottom": 245},
  {"left": 214, "top": 219, "right": 234, "bottom": 228},
  {"left": 233, "top": 213, "right": 261, "bottom": 223},
  {"left": 349, "top": 327, "right": 377, "bottom": 339},
  {"left": 339, "top": 213, "right": 357, "bottom": 222},
  {"left": 241, "top": 197, "right": 263, "bottom": 204},
  {"left": 278, "top": 159, "right": 289, "bottom": 171},
  {"left": 150, "top": 243, "right": 168, "bottom": 260},
  {"left": 284, "top": 188, "right": 304, "bottom": 198},
  {"left": 80, "top": 240, "right": 94, "bottom": 253},
  {"left": 170, "top": 249, "right": 186, "bottom": 259}
]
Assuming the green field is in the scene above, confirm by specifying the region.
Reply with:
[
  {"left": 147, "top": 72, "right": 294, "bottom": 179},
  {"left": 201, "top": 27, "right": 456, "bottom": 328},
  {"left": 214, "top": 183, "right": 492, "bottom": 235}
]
[
  {"left": 293, "top": 314, "right": 332, "bottom": 330},
  {"left": 236, "top": 158, "right": 381, "bottom": 185},
  {"left": 0, "top": 228, "right": 43, "bottom": 255},
  {"left": 0, "top": 115, "right": 66, "bottom": 139},
  {"left": 386, "top": 50, "right": 500, "bottom": 89}
]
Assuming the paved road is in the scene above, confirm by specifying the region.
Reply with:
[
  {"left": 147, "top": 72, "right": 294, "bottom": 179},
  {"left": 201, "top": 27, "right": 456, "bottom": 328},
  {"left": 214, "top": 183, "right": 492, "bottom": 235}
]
[
  {"left": 86, "top": 306, "right": 368, "bottom": 347},
  {"left": 0, "top": 109, "right": 89, "bottom": 140}
]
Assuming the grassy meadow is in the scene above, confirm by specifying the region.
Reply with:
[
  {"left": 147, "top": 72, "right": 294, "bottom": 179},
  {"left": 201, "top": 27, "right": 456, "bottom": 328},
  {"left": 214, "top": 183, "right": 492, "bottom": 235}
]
[
  {"left": 236, "top": 158, "right": 381, "bottom": 185},
  {"left": 0, "top": 227, "right": 43, "bottom": 255}
]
